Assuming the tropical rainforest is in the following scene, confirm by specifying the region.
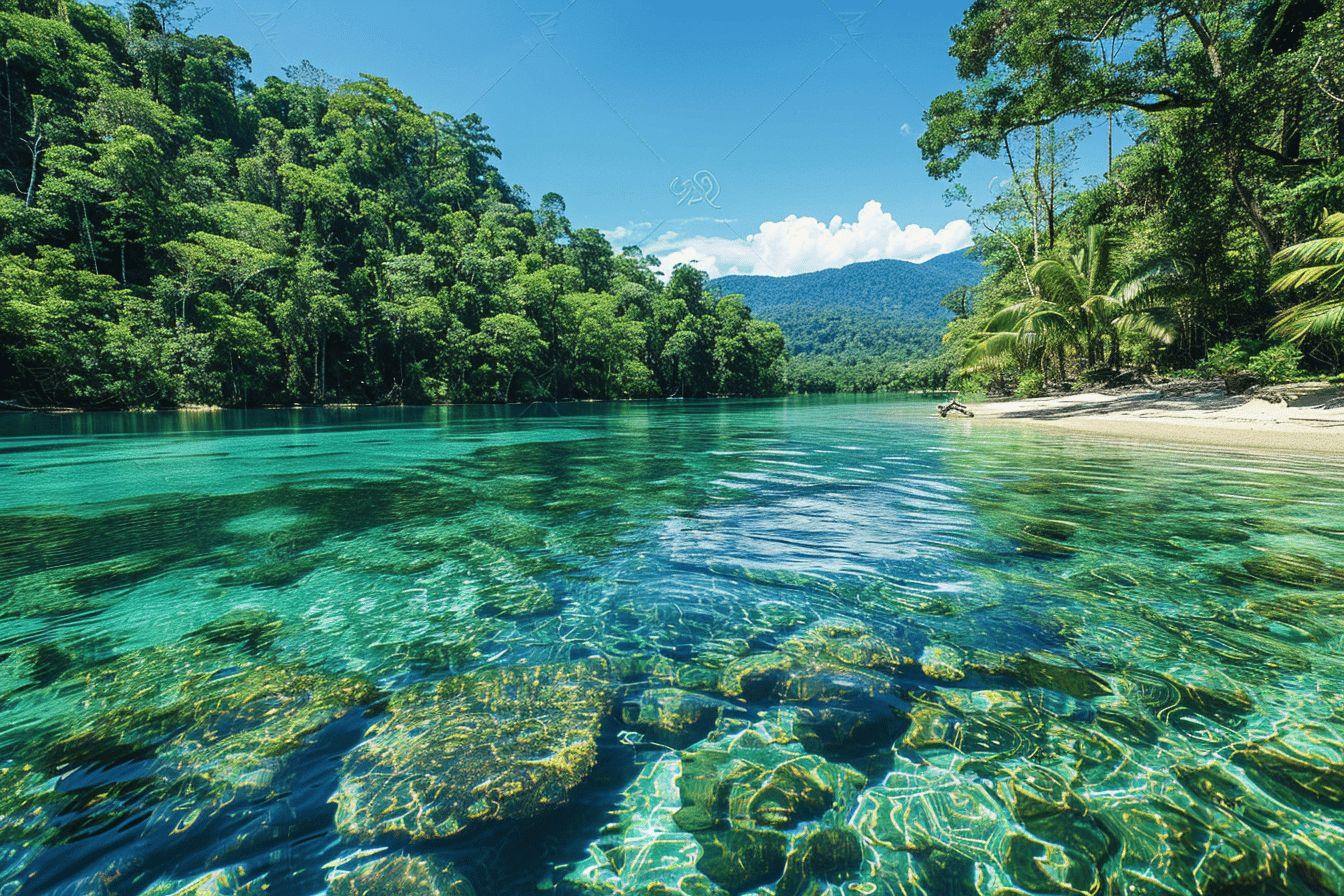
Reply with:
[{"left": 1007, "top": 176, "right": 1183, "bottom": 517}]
[
  {"left": 924, "top": 0, "right": 1344, "bottom": 396},
  {"left": 0, "top": 0, "right": 787, "bottom": 409}
]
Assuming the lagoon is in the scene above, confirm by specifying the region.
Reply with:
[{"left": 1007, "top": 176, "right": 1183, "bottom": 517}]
[{"left": 3, "top": 395, "right": 1344, "bottom": 895}]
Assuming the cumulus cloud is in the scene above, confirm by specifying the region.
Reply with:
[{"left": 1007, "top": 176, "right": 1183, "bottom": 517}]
[{"left": 646, "top": 201, "right": 972, "bottom": 278}]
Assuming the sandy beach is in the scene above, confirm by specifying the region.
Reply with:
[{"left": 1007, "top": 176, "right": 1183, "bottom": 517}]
[{"left": 967, "top": 381, "right": 1344, "bottom": 455}]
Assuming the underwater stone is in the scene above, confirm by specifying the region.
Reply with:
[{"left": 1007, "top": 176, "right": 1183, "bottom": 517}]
[
  {"left": 42, "top": 641, "right": 378, "bottom": 778},
  {"left": 136, "top": 867, "right": 262, "bottom": 896},
  {"left": 774, "top": 825, "right": 862, "bottom": 896},
  {"left": 334, "top": 661, "right": 612, "bottom": 841},
  {"left": 970, "top": 650, "right": 1112, "bottom": 700},
  {"left": 563, "top": 754, "right": 727, "bottom": 896},
  {"left": 154, "top": 664, "right": 380, "bottom": 797},
  {"left": 328, "top": 854, "right": 476, "bottom": 896},
  {"left": 918, "top": 645, "right": 966, "bottom": 683},
  {"left": 1232, "top": 719, "right": 1344, "bottom": 808},
  {"left": 186, "top": 608, "right": 284, "bottom": 653},
  {"left": 672, "top": 719, "right": 866, "bottom": 893},
  {"left": 1242, "top": 552, "right": 1344, "bottom": 590},
  {"left": 621, "top": 688, "right": 734, "bottom": 747},
  {"left": 779, "top": 620, "right": 910, "bottom": 676}
]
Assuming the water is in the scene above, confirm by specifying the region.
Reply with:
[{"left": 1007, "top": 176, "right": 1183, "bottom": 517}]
[{"left": 2, "top": 395, "right": 1343, "bottom": 896}]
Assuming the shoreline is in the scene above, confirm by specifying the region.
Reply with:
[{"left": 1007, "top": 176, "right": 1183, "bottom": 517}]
[{"left": 967, "top": 382, "right": 1344, "bottom": 455}]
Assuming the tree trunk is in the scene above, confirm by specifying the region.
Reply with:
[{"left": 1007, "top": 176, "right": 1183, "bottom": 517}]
[
  {"left": 24, "top": 131, "right": 42, "bottom": 207},
  {"left": 1230, "top": 159, "right": 1279, "bottom": 251}
]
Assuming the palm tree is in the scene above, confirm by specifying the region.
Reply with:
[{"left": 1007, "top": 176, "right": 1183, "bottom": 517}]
[
  {"left": 1269, "top": 211, "right": 1344, "bottom": 341},
  {"left": 966, "top": 225, "right": 1175, "bottom": 380}
]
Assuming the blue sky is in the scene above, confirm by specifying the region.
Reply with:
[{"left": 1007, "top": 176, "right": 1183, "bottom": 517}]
[{"left": 198, "top": 1, "right": 1111, "bottom": 276}]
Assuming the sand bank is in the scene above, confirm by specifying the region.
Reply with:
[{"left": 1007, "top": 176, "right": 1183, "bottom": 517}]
[{"left": 966, "top": 381, "right": 1344, "bottom": 455}]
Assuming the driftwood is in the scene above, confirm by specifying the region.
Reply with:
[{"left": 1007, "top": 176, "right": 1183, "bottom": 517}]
[{"left": 938, "top": 399, "right": 974, "bottom": 418}]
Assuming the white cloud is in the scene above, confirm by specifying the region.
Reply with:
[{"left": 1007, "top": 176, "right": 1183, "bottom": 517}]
[
  {"left": 601, "top": 223, "right": 653, "bottom": 245},
  {"left": 644, "top": 201, "right": 972, "bottom": 279},
  {"left": 900, "top": 122, "right": 913, "bottom": 136}
]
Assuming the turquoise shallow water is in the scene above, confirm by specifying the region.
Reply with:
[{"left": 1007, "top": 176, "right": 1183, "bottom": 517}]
[{"left": 3, "top": 395, "right": 1344, "bottom": 895}]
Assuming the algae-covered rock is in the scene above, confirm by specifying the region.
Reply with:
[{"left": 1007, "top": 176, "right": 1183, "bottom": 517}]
[
  {"left": 0, "top": 763, "right": 58, "bottom": 846},
  {"left": 186, "top": 608, "right": 284, "bottom": 653},
  {"left": 671, "top": 719, "right": 867, "bottom": 894},
  {"left": 918, "top": 645, "right": 966, "bottom": 683},
  {"left": 1242, "top": 552, "right": 1344, "bottom": 590},
  {"left": 328, "top": 854, "right": 476, "bottom": 896},
  {"left": 136, "top": 866, "right": 263, "bottom": 896},
  {"left": 1232, "top": 719, "right": 1344, "bottom": 808},
  {"left": 968, "top": 649, "right": 1112, "bottom": 700},
  {"left": 779, "top": 621, "right": 910, "bottom": 676},
  {"left": 621, "top": 688, "right": 734, "bottom": 747},
  {"left": 47, "top": 641, "right": 378, "bottom": 789},
  {"left": 334, "top": 661, "right": 612, "bottom": 841},
  {"left": 154, "top": 664, "right": 380, "bottom": 797},
  {"left": 563, "top": 754, "right": 727, "bottom": 896}
]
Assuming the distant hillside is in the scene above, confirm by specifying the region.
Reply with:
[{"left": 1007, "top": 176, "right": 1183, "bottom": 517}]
[{"left": 710, "top": 251, "right": 984, "bottom": 361}]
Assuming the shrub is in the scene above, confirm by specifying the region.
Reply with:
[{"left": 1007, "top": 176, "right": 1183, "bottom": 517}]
[
  {"left": 1247, "top": 343, "right": 1305, "bottom": 384},
  {"left": 1015, "top": 369, "right": 1046, "bottom": 399},
  {"left": 1197, "top": 341, "right": 1251, "bottom": 379},
  {"left": 1198, "top": 341, "right": 1256, "bottom": 394}
]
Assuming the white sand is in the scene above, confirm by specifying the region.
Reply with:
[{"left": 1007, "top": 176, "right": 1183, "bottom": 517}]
[{"left": 964, "top": 382, "right": 1344, "bottom": 455}]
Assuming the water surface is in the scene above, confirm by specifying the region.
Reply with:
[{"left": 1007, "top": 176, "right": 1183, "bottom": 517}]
[{"left": 3, "top": 396, "right": 1344, "bottom": 895}]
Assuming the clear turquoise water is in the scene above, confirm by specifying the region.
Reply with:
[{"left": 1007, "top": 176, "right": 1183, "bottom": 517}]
[{"left": 3, "top": 396, "right": 1344, "bottom": 895}]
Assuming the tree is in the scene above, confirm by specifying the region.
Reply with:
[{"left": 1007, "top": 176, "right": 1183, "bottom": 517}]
[
  {"left": 1270, "top": 211, "right": 1344, "bottom": 340},
  {"left": 968, "top": 226, "right": 1174, "bottom": 381},
  {"left": 474, "top": 313, "right": 542, "bottom": 401},
  {"left": 0, "top": 2, "right": 791, "bottom": 408}
]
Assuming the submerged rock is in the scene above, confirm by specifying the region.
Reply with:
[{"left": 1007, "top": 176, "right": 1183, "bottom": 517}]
[
  {"left": 620, "top": 688, "right": 734, "bottom": 747},
  {"left": 1232, "top": 719, "right": 1344, "bottom": 808},
  {"left": 718, "top": 620, "right": 905, "bottom": 704},
  {"left": 334, "top": 661, "right": 612, "bottom": 841},
  {"left": 672, "top": 718, "right": 867, "bottom": 893},
  {"left": 328, "top": 854, "right": 476, "bottom": 896},
  {"left": 918, "top": 644, "right": 966, "bottom": 683},
  {"left": 136, "top": 866, "right": 263, "bottom": 896},
  {"left": 47, "top": 641, "right": 378, "bottom": 790},
  {"left": 1243, "top": 552, "right": 1344, "bottom": 590},
  {"left": 186, "top": 608, "right": 284, "bottom": 653},
  {"left": 563, "top": 754, "right": 726, "bottom": 896}
]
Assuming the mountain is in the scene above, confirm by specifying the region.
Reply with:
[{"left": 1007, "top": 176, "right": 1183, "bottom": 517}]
[{"left": 710, "top": 250, "right": 984, "bottom": 362}]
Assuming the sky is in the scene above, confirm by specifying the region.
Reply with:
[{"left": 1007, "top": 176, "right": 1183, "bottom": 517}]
[{"left": 195, "top": 1, "right": 1111, "bottom": 278}]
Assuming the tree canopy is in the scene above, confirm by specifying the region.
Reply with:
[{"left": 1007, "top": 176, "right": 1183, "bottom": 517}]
[
  {"left": 925, "top": 0, "right": 1344, "bottom": 390},
  {"left": 0, "top": 0, "right": 786, "bottom": 408}
]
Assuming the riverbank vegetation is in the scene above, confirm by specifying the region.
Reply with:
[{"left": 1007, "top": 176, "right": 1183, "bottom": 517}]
[
  {"left": 924, "top": 0, "right": 1344, "bottom": 396},
  {"left": 0, "top": 1, "right": 786, "bottom": 409}
]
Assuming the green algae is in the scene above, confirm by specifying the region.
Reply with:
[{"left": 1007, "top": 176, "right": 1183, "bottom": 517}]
[
  {"left": 328, "top": 855, "right": 477, "bottom": 896},
  {"left": 334, "top": 661, "right": 613, "bottom": 841}
]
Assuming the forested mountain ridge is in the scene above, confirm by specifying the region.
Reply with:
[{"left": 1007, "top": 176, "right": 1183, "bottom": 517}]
[
  {"left": 711, "top": 251, "right": 983, "bottom": 356},
  {"left": 713, "top": 251, "right": 982, "bottom": 318},
  {"left": 711, "top": 251, "right": 983, "bottom": 392},
  {"left": 0, "top": 0, "right": 787, "bottom": 409}
]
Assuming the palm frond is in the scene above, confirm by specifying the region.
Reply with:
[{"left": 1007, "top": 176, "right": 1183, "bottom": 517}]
[
  {"left": 1270, "top": 296, "right": 1344, "bottom": 341},
  {"left": 1028, "top": 259, "right": 1086, "bottom": 308},
  {"left": 1319, "top": 211, "right": 1344, "bottom": 238},
  {"left": 1270, "top": 238, "right": 1344, "bottom": 275},
  {"left": 1114, "top": 310, "right": 1177, "bottom": 344},
  {"left": 1270, "top": 264, "right": 1344, "bottom": 294}
]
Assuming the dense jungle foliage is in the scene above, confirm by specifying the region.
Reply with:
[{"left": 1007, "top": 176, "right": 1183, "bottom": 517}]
[
  {"left": 923, "top": 0, "right": 1344, "bottom": 395},
  {"left": 0, "top": 0, "right": 787, "bottom": 409}
]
